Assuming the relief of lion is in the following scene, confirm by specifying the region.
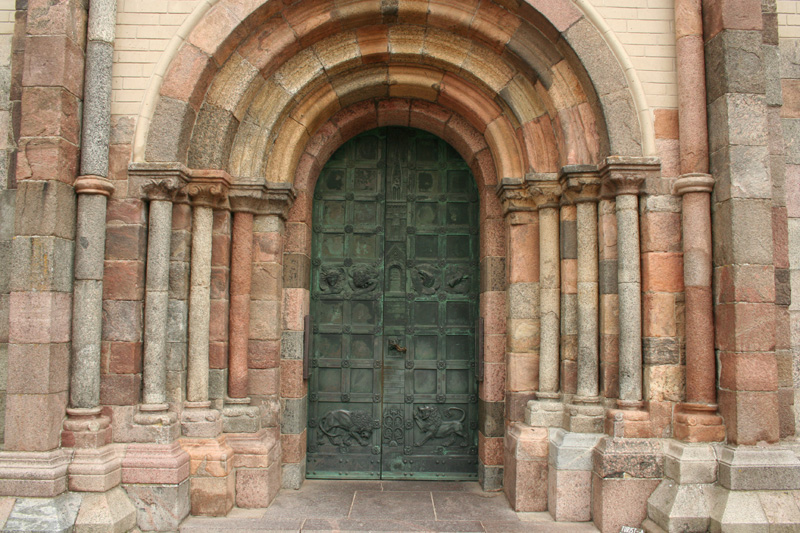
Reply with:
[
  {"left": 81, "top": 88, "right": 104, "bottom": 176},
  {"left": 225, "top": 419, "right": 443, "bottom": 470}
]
[
  {"left": 318, "top": 409, "right": 374, "bottom": 447},
  {"left": 413, "top": 405, "right": 469, "bottom": 447}
]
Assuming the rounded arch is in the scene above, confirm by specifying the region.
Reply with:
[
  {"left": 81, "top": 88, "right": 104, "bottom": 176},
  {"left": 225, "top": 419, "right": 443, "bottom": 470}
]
[{"left": 131, "top": 0, "right": 655, "bottom": 177}]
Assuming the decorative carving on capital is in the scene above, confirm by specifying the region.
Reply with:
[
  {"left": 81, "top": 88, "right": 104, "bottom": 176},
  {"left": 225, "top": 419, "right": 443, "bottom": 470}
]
[
  {"left": 673, "top": 173, "right": 714, "bottom": 196},
  {"left": 497, "top": 177, "right": 536, "bottom": 216},
  {"left": 559, "top": 165, "right": 601, "bottom": 204},
  {"left": 74, "top": 175, "right": 115, "bottom": 197},
  {"left": 600, "top": 156, "right": 661, "bottom": 197},
  {"left": 128, "top": 162, "right": 190, "bottom": 201},
  {"left": 264, "top": 181, "right": 297, "bottom": 219},
  {"left": 185, "top": 169, "right": 232, "bottom": 209},
  {"left": 526, "top": 173, "right": 561, "bottom": 208},
  {"left": 141, "top": 177, "right": 185, "bottom": 201}
]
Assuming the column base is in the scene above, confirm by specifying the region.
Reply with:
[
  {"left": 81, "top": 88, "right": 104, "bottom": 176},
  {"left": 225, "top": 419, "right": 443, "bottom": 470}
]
[
  {"left": 548, "top": 429, "right": 602, "bottom": 522},
  {"left": 564, "top": 397, "right": 605, "bottom": 434},
  {"left": 121, "top": 441, "right": 191, "bottom": 531},
  {"left": 68, "top": 443, "right": 125, "bottom": 492},
  {"left": 180, "top": 435, "right": 235, "bottom": 516},
  {"left": 717, "top": 444, "right": 800, "bottom": 491},
  {"left": 61, "top": 408, "right": 112, "bottom": 449},
  {"left": 0, "top": 449, "right": 72, "bottom": 498},
  {"left": 605, "top": 404, "right": 652, "bottom": 438},
  {"left": 181, "top": 403, "right": 222, "bottom": 438},
  {"left": 592, "top": 436, "right": 663, "bottom": 533},
  {"left": 227, "top": 429, "right": 281, "bottom": 508},
  {"left": 525, "top": 398, "right": 565, "bottom": 428},
  {"left": 674, "top": 403, "right": 725, "bottom": 443},
  {"left": 222, "top": 402, "right": 261, "bottom": 434},
  {"left": 503, "top": 422, "right": 548, "bottom": 512}
]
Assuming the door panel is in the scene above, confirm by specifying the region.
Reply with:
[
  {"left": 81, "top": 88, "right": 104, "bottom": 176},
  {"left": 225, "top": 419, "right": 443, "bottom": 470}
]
[{"left": 307, "top": 127, "right": 479, "bottom": 480}]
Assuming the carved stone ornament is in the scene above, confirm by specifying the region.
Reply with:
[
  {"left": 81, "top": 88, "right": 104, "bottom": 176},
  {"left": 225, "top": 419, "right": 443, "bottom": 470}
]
[
  {"left": 496, "top": 177, "right": 535, "bottom": 216},
  {"left": 127, "top": 162, "right": 191, "bottom": 200},
  {"left": 527, "top": 174, "right": 562, "bottom": 208},
  {"left": 74, "top": 175, "right": 115, "bottom": 197},
  {"left": 184, "top": 169, "right": 232, "bottom": 209},
  {"left": 140, "top": 177, "right": 185, "bottom": 201},
  {"left": 559, "top": 165, "right": 601, "bottom": 204},
  {"left": 600, "top": 156, "right": 661, "bottom": 196},
  {"left": 673, "top": 173, "right": 714, "bottom": 196}
]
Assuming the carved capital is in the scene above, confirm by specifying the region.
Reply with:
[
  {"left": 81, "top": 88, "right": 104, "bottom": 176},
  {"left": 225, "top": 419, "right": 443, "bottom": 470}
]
[
  {"left": 263, "top": 181, "right": 297, "bottom": 219},
  {"left": 185, "top": 169, "right": 232, "bottom": 209},
  {"left": 600, "top": 156, "right": 660, "bottom": 197},
  {"left": 74, "top": 175, "right": 115, "bottom": 197},
  {"left": 673, "top": 173, "right": 714, "bottom": 196},
  {"left": 128, "top": 162, "right": 190, "bottom": 201},
  {"left": 497, "top": 177, "right": 536, "bottom": 216},
  {"left": 559, "top": 165, "right": 601, "bottom": 204},
  {"left": 526, "top": 173, "right": 561, "bottom": 208},
  {"left": 229, "top": 184, "right": 268, "bottom": 214}
]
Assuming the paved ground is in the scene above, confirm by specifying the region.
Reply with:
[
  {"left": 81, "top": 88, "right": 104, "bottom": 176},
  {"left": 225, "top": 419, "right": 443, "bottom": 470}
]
[{"left": 180, "top": 480, "right": 600, "bottom": 532}]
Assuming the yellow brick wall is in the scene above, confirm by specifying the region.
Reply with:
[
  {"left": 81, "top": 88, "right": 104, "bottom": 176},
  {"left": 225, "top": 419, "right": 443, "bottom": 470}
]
[
  {"left": 779, "top": 0, "right": 800, "bottom": 38},
  {"left": 110, "top": 0, "right": 679, "bottom": 122}
]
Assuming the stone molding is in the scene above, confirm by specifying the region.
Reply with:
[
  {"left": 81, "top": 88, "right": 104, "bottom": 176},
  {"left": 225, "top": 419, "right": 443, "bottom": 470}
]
[
  {"left": 229, "top": 181, "right": 297, "bottom": 218},
  {"left": 559, "top": 165, "right": 601, "bottom": 204},
  {"left": 74, "top": 175, "right": 115, "bottom": 197},
  {"left": 497, "top": 177, "right": 535, "bottom": 217},
  {"left": 673, "top": 172, "right": 714, "bottom": 196},
  {"left": 600, "top": 156, "right": 661, "bottom": 196},
  {"left": 185, "top": 169, "right": 232, "bottom": 209}
]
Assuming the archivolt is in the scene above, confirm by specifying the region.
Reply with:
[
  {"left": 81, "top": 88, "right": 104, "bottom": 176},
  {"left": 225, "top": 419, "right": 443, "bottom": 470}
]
[{"left": 133, "top": 0, "right": 652, "bottom": 186}]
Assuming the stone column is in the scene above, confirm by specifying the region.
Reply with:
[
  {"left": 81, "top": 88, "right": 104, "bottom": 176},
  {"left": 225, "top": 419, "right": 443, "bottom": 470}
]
[
  {"left": 182, "top": 174, "right": 230, "bottom": 437},
  {"left": 561, "top": 167, "right": 604, "bottom": 433},
  {"left": 600, "top": 157, "right": 660, "bottom": 437},
  {"left": 525, "top": 177, "right": 564, "bottom": 427}
]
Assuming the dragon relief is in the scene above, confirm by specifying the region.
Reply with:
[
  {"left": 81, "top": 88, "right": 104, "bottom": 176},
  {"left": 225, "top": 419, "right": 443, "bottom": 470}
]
[
  {"left": 317, "top": 409, "right": 374, "bottom": 447},
  {"left": 411, "top": 264, "right": 441, "bottom": 295},
  {"left": 413, "top": 405, "right": 469, "bottom": 447}
]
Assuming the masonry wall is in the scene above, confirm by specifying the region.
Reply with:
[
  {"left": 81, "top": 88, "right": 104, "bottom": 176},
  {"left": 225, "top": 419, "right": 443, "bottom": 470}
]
[
  {"left": 778, "top": 0, "right": 800, "bottom": 435},
  {"left": 0, "top": 0, "right": 21, "bottom": 448}
]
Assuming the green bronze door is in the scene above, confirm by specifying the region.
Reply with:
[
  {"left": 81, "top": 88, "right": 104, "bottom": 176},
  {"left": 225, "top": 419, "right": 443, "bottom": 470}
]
[{"left": 307, "top": 127, "right": 479, "bottom": 480}]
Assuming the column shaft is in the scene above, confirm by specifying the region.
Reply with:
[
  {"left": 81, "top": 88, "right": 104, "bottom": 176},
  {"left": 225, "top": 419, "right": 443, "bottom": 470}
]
[
  {"left": 616, "top": 194, "right": 642, "bottom": 403},
  {"left": 70, "top": 192, "right": 110, "bottom": 409},
  {"left": 142, "top": 199, "right": 174, "bottom": 407},
  {"left": 228, "top": 211, "right": 254, "bottom": 399},
  {"left": 538, "top": 204, "right": 560, "bottom": 396},
  {"left": 681, "top": 188, "right": 715, "bottom": 406},
  {"left": 187, "top": 204, "right": 214, "bottom": 404},
  {"left": 576, "top": 200, "right": 600, "bottom": 399}
]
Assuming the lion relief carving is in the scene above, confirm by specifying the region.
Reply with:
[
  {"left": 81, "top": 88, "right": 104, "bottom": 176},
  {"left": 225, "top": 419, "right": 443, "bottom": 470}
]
[
  {"left": 413, "top": 405, "right": 469, "bottom": 447},
  {"left": 317, "top": 409, "right": 374, "bottom": 447}
]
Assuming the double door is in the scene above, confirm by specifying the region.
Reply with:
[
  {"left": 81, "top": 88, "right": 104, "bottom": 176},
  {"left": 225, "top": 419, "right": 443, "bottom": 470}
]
[{"left": 307, "top": 127, "right": 479, "bottom": 480}]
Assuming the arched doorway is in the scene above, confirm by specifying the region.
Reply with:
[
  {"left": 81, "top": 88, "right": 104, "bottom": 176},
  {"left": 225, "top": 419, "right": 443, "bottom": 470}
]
[{"left": 307, "top": 127, "right": 480, "bottom": 480}]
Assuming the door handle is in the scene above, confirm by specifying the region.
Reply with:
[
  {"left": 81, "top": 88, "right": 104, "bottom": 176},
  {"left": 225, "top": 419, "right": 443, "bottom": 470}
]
[{"left": 389, "top": 339, "right": 407, "bottom": 353}]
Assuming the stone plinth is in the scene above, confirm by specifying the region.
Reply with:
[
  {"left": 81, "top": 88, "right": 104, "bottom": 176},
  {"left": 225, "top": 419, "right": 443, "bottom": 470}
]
[
  {"left": 503, "top": 422, "right": 548, "bottom": 512},
  {"left": 526, "top": 398, "right": 565, "bottom": 428},
  {"left": 180, "top": 436, "right": 235, "bottom": 517},
  {"left": 228, "top": 429, "right": 281, "bottom": 508},
  {"left": 121, "top": 441, "right": 191, "bottom": 531},
  {"left": 548, "top": 429, "right": 602, "bottom": 522},
  {"left": 592, "top": 437, "right": 663, "bottom": 533},
  {"left": 0, "top": 449, "right": 73, "bottom": 498},
  {"left": 68, "top": 443, "right": 124, "bottom": 492}
]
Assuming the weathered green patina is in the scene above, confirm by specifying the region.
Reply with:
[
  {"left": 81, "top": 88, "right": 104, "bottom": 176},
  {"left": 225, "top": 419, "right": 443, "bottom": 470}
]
[{"left": 307, "top": 127, "right": 479, "bottom": 480}]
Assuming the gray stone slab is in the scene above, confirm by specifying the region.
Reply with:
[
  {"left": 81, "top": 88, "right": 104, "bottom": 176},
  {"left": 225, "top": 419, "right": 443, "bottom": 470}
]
[
  {"left": 181, "top": 517, "right": 302, "bottom": 532},
  {"left": 303, "top": 518, "right": 485, "bottom": 532},
  {"left": 280, "top": 331, "right": 304, "bottom": 361},
  {"left": 350, "top": 491, "right": 435, "bottom": 521},
  {"left": 4, "top": 492, "right": 81, "bottom": 533},
  {"left": 146, "top": 96, "right": 196, "bottom": 163},
  {"left": 478, "top": 463, "right": 503, "bottom": 492},
  {"left": 187, "top": 103, "right": 240, "bottom": 170},
  {"left": 717, "top": 445, "right": 800, "bottom": 491},
  {"left": 548, "top": 429, "right": 602, "bottom": 471},
  {"left": 124, "top": 480, "right": 190, "bottom": 531},
  {"left": 380, "top": 481, "right": 472, "bottom": 492},
  {"left": 432, "top": 491, "right": 517, "bottom": 522},
  {"left": 280, "top": 397, "right": 307, "bottom": 435},
  {"left": 259, "top": 480, "right": 355, "bottom": 520}
]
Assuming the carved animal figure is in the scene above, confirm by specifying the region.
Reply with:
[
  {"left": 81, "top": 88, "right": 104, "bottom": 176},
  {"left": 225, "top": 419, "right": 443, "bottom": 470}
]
[
  {"left": 413, "top": 405, "right": 469, "bottom": 447},
  {"left": 319, "top": 266, "right": 345, "bottom": 294},
  {"left": 350, "top": 264, "right": 379, "bottom": 293},
  {"left": 318, "top": 409, "right": 374, "bottom": 447}
]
